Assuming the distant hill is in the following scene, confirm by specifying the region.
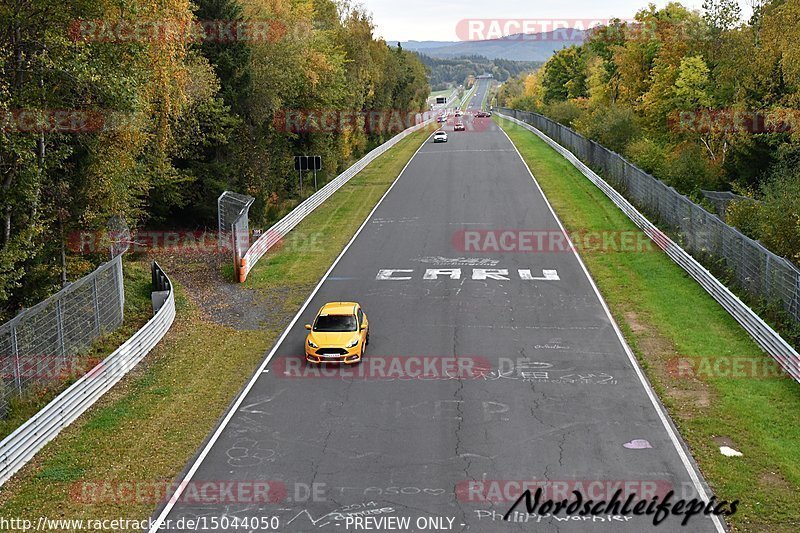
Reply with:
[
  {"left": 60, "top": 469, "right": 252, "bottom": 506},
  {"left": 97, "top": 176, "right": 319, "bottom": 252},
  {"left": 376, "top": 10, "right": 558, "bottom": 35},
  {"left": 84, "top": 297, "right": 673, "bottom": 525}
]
[
  {"left": 419, "top": 55, "right": 541, "bottom": 88},
  {"left": 393, "top": 40, "right": 454, "bottom": 50},
  {"left": 398, "top": 30, "right": 587, "bottom": 62}
]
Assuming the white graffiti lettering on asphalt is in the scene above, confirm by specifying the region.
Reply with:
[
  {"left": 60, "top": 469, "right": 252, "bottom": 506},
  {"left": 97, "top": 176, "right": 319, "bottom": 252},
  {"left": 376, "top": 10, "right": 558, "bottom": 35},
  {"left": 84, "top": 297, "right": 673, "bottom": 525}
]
[{"left": 376, "top": 268, "right": 560, "bottom": 281}]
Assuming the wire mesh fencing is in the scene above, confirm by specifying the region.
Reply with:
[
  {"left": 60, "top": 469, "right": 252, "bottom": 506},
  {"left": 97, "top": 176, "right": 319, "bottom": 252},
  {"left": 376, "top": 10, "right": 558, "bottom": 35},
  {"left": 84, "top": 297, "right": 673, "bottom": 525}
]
[
  {"left": 220, "top": 197, "right": 260, "bottom": 282},
  {"left": 499, "top": 107, "right": 800, "bottom": 327},
  {"left": 0, "top": 254, "right": 125, "bottom": 416},
  {"left": 218, "top": 191, "right": 255, "bottom": 281},
  {"left": 218, "top": 191, "right": 255, "bottom": 252}
]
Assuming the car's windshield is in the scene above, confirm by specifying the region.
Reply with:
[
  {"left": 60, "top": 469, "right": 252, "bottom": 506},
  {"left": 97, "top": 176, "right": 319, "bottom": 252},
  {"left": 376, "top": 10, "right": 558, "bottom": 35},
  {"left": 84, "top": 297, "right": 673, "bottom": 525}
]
[{"left": 314, "top": 314, "right": 357, "bottom": 332}]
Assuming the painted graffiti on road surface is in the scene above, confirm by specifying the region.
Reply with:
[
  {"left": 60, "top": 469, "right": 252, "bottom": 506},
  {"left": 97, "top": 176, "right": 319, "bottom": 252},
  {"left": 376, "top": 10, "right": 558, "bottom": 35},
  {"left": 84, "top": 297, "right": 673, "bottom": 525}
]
[
  {"left": 484, "top": 359, "right": 619, "bottom": 385},
  {"left": 376, "top": 268, "right": 560, "bottom": 281}
]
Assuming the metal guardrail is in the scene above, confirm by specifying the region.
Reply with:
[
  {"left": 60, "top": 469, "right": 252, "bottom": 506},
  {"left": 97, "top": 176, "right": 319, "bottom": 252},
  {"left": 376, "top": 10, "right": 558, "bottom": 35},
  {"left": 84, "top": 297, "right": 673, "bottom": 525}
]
[
  {"left": 455, "top": 84, "right": 477, "bottom": 109},
  {"left": 0, "top": 262, "right": 177, "bottom": 486},
  {"left": 235, "top": 115, "right": 436, "bottom": 281},
  {"left": 447, "top": 88, "right": 458, "bottom": 105},
  {"left": 498, "top": 110, "right": 800, "bottom": 384}
]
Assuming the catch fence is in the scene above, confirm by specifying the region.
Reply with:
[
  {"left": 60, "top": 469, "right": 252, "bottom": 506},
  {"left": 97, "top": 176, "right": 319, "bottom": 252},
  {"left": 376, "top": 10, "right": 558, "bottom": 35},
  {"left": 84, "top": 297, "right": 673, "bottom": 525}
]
[
  {"left": 498, "top": 108, "right": 800, "bottom": 383},
  {"left": 499, "top": 108, "right": 800, "bottom": 326},
  {"left": 0, "top": 255, "right": 124, "bottom": 416}
]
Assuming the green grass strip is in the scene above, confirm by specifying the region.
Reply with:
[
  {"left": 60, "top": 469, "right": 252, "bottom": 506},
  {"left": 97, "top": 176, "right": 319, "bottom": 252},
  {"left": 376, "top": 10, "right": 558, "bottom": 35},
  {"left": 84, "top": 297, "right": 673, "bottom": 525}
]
[{"left": 499, "top": 116, "right": 800, "bottom": 532}]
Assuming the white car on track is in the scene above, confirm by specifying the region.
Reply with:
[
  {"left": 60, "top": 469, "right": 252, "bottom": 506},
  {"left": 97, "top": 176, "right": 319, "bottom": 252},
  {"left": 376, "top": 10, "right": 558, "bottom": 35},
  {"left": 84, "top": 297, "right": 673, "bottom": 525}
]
[{"left": 433, "top": 131, "right": 448, "bottom": 143}]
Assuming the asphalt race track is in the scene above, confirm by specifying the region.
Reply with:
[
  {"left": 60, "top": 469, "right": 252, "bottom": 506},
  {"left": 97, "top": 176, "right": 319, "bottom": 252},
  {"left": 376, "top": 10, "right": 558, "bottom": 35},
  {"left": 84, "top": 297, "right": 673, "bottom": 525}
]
[{"left": 151, "top": 79, "right": 723, "bottom": 532}]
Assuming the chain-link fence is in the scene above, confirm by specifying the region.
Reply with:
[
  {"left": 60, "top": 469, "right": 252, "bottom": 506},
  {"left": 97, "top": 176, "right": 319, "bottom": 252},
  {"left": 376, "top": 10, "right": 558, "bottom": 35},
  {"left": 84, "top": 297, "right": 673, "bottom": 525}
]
[
  {"left": 0, "top": 254, "right": 125, "bottom": 416},
  {"left": 500, "top": 107, "right": 800, "bottom": 327},
  {"left": 218, "top": 191, "right": 255, "bottom": 252},
  {"left": 218, "top": 191, "right": 255, "bottom": 282}
]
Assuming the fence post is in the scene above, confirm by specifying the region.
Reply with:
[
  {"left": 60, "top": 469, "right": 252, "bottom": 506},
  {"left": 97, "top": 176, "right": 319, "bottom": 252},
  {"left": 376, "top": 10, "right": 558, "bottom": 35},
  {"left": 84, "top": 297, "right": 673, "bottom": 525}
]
[
  {"left": 218, "top": 194, "right": 224, "bottom": 245},
  {"left": 232, "top": 220, "right": 240, "bottom": 282},
  {"left": 55, "top": 299, "right": 66, "bottom": 367},
  {"left": 11, "top": 326, "right": 21, "bottom": 396},
  {"left": 91, "top": 277, "right": 101, "bottom": 336},
  {"left": 116, "top": 256, "right": 125, "bottom": 323}
]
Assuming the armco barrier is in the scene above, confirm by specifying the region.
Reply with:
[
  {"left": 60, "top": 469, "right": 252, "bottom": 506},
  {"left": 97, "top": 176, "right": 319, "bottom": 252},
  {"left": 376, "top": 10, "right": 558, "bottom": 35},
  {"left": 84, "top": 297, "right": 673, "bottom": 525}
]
[
  {"left": 447, "top": 88, "right": 458, "bottom": 105},
  {"left": 498, "top": 110, "right": 800, "bottom": 384},
  {"left": 236, "top": 115, "right": 436, "bottom": 281},
  {"left": 455, "top": 84, "right": 477, "bottom": 110},
  {"left": 0, "top": 262, "right": 176, "bottom": 486}
]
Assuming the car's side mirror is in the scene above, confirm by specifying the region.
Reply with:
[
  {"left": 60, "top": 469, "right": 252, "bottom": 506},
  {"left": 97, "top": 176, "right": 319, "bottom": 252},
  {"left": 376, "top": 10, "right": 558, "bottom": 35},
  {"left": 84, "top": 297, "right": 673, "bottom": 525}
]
[{"left": 305, "top": 324, "right": 311, "bottom": 330}]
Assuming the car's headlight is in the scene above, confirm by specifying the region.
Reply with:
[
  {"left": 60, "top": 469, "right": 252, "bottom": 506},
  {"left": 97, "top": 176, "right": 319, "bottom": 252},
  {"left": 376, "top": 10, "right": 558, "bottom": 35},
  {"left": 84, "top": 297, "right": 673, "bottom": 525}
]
[
  {"left": 307, "top": 338, "right": 318, "bottom": 348},
  {"left": 346, "top": 338, "right": 359, "bottom": 348}
]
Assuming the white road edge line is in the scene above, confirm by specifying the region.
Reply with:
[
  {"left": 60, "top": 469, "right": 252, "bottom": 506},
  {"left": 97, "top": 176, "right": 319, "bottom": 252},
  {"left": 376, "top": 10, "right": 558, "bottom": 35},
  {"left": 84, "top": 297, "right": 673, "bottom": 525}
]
[
  {"left": 497, "top": 123, "right": 726, "bottom": 533},
  {"left": 148, "top": 129, "right": 435, "bottom": 532}
]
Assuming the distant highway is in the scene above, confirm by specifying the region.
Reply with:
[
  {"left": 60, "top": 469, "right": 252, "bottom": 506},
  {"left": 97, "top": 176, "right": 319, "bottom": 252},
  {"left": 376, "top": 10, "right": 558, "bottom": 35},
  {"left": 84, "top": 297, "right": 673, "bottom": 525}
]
[{"left": 151, "top": 77, "right": 722, "bottom": 532}]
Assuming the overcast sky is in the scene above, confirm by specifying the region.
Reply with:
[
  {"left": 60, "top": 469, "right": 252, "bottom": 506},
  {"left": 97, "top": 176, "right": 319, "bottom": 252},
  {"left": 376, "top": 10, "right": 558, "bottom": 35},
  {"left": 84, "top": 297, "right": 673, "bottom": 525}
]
[{"left": 363, "top": 0, "right": 755, "bottom": 42}]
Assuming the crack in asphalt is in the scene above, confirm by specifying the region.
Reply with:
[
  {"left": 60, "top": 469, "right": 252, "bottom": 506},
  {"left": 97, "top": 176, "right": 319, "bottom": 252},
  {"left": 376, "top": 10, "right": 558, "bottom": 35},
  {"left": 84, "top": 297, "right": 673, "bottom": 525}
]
[
  {"left": 451, "top": 322, "right": 473, "bottom": 531},
  {"left": 310, "top": 378, "right": 356, "bottom": 486}
]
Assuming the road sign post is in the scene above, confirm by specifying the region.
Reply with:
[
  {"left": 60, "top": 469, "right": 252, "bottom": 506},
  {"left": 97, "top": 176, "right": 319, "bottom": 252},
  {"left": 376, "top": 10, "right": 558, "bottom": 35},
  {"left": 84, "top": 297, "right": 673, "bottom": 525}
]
[{"left": 294, "top": 156, "right": 322, "bottom": 194}]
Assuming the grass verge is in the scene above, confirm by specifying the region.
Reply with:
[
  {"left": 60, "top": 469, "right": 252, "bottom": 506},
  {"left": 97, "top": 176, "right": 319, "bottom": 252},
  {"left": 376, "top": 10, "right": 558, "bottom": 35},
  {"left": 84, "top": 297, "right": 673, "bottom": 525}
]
[
  {"left": 498, "top": 116, "right": 800, "bottom": 532},
  {"left": 0, "top": 126, "right": 431, "bottom": 522}
]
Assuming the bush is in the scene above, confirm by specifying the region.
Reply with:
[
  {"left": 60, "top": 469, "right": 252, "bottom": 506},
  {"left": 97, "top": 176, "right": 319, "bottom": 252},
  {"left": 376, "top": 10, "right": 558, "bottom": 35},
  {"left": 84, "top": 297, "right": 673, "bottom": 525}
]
[
  {"left": 726, "top": 197, "right": 762, "bottom": 239},
  {"left": 544, "top": 100, "right": 583, "bottom": 127},
  {"left": 752, "top": 172, "right": 800, "bottom": 262},
  {"left": 625, "top": 138, "right": 668, "bottom": 176},
  {"left": 574, "top": 104, "right": 639, "bottom": 153},
  {"left": 663, "top": 143, "right": 722, "bottom": 193},
  {"left": 508, "top": 95, "right": 541, "bottom": 113},
  {"left": 723, "top": 134, "right": 800, "bottom": 266}
]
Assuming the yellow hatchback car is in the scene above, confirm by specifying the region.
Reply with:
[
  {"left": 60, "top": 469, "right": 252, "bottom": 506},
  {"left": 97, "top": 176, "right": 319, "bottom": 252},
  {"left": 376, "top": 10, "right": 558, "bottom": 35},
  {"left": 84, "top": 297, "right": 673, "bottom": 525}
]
[{"left": 305, "top": 302, "right": 369, "bottom": 364}]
